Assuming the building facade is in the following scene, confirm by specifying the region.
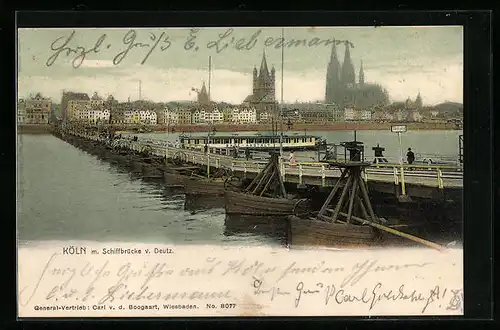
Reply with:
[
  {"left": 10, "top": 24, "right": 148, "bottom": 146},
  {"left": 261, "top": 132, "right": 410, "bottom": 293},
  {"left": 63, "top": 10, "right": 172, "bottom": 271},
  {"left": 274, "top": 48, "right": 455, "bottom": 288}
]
[
  {"left": 22, "top": 93, "right": 52, "bottom": 124},
  {"left": 61, "top": 91, "right": 90, "bottom": 122},
  {"left": 17, "top": 99, "right": 26, "bottom": 124},
  {"left": 139, "top": 110, "right": 157, "bottom": 125},
  {"left": 231, "top": 106, "right": 257, "bottom": 124}
]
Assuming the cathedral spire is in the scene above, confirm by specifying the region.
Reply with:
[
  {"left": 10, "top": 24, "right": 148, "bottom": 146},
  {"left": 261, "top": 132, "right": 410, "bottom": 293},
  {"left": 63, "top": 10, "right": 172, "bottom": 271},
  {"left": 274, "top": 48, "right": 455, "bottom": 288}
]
[
  {"left": 415, "top": 89, "right": 423, "bottom": 108},
  {"left": 359, "top": 60, "right": 365, "bottom": 86},
  {"left": 341, "top": 41, "right": 356, "bottom": 87},
  {"left": 325, "top": 40, "right": 341, "bottom": 104},
  {"left": 330, "top": 41, "right": 339, "bottom": 61}
]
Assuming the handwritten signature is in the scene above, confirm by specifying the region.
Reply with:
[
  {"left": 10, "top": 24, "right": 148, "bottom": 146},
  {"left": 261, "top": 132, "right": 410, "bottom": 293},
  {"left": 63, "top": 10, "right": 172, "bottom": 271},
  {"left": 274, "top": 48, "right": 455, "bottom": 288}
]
[{"left": 288, "top": 281, "right": 461, "bottom": 313}]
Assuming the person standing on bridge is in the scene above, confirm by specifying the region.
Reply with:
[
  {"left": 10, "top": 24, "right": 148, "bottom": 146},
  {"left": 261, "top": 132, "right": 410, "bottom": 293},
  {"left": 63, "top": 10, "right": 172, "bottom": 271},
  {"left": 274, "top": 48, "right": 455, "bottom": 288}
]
[
  {"left": 289, "top": 151, "right": 297, "bottom": 168},
  {"left": 406, "top": 148, "right": 415, "bottom": 165}
]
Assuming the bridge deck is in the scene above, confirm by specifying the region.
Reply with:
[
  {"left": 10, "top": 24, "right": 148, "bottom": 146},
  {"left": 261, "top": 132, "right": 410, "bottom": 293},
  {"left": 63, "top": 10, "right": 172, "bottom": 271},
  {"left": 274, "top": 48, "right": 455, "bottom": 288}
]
[
  {"left": 78, "top": 134, "right": 463, "bottom": 197},
  {"left": 144, "top": 144, "right": 463, "bottom": 191}
]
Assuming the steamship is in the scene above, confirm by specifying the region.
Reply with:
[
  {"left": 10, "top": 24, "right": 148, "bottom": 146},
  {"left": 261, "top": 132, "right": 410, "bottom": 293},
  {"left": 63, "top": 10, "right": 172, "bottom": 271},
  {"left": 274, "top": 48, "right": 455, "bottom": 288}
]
[{"left": 179, "top": 133, "right": 323, "bottom": 152}]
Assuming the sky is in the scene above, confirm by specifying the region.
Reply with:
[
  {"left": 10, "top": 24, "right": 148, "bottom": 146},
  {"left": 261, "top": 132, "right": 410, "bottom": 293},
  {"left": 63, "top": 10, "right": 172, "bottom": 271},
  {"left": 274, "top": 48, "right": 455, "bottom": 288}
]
[{"left": 17, "top": 26, "right": 463, "bottom": 106}]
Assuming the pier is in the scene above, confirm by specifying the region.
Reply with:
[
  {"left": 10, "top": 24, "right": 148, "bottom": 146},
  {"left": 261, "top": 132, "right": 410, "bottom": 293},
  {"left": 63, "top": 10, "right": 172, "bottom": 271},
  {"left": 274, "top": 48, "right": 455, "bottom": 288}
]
[
  {"left": 73, "top": 131, "right": 463, "bottom": 201},
  {"left": 162, "top": 146, "right": 462, "bottom": 200}
]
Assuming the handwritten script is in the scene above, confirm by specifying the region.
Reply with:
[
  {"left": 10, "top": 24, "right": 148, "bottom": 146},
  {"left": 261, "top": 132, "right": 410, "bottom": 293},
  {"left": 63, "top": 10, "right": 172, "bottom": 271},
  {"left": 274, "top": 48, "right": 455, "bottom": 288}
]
[
  {"left": 18, "top": 245, "right": 463, "bottom": 317},
  {"left": 44, "top": 28, "right": 355, "bottom": 68}
]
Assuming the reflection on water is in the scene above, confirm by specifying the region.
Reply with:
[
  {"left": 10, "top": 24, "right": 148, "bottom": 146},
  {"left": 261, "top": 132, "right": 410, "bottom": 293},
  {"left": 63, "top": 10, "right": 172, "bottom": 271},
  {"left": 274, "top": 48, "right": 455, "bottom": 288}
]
[{"left": 17, "top": 134, "right": 461, "bottom": 248}]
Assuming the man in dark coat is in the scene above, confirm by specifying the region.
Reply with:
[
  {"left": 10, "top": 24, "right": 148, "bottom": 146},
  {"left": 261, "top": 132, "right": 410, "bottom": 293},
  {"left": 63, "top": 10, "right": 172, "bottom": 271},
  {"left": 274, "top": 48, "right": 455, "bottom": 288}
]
[{"left": 406, "top": 148, "right": 415, "bottom": 165}]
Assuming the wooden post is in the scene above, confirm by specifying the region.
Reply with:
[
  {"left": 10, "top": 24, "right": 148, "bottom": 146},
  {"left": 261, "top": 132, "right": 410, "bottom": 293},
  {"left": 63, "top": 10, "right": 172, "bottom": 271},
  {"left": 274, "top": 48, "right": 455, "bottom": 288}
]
[
  {"left": 331, "top": 174, "right": 353, "bottom": 222},
  {"left": 346, "top": 174, "right": 359, "bottom": 224},
  {"left": 273, "top": 155, "right": 287, "bottom": 197},
  {"left": 317, "top": 168, "right": 347, "bottom": 218},
  {"left": 245, "top": 160, "right": 272, "bottom": 192},
  {"left": 400, "top": 165, "right": 406, "bottom": 196},
  {"left": 321, "top": 165, "right": 326, "bottom": 186},
  {"left": 338, "top": 212, "right": 446, "bottom": 252},
  {"left": 437, "top": 168, "right": 444, "bottom": 189},
  {"left": 252, "top": 165, "right": 274, "bottom": 195},
  {"left": 356, "top": 194, "right": 370, "bottom": 221},
  {"left": 260, "top": 171, "right": 277, "bottom": 196},
  {"left": 358, "top": 176, "right": 377, "bottom": 222},
  {"left": 393, "top": 167, "right": 399, "bottom": 185}
]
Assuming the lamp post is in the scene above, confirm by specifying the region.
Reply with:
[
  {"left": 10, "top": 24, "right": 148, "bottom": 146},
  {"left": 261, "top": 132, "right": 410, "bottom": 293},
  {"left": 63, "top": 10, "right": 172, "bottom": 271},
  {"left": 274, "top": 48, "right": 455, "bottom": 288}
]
[
  {"left": 391, "top": 125, "right": 407, "bottom": 164},
  {"left": 206, "top": 123, "right": 216, "bottom": 179}
]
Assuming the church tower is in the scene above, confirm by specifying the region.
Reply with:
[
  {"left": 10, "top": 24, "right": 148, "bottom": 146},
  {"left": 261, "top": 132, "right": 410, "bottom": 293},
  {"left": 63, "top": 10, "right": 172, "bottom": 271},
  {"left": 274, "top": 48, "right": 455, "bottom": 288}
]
[
  {"left": 415, "top": 91, "right": 423, "bottom": 108},
  {"left": 197, "top": 81, "right": 210, "bottom": 104},
  {"left": 325, "top": 41, "right": 341, "bottom": 104},
  {"left": 341, "top": 41, "right": 356, "bottom": 88},
  {"left": 252, "top": 66, "right": 258, "bottom": 96},
  {"left": 253, "top": 50, "right": 275, "bottom": 103},
  {"left": 359, "top": 60, "right": 365, "bottom": 86}
]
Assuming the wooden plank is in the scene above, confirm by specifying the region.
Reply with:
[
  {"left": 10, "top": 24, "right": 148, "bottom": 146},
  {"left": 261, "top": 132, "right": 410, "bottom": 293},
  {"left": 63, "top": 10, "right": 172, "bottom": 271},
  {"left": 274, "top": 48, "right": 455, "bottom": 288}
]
[
  {"left": 346, "top": 175, "right": 358, "bottom": 224},
  {"left": 338, "top": 212, "right": 446, "bottom": 252},
  {"left": 331, "top": 174, "right": 352, "bottom": 223}
]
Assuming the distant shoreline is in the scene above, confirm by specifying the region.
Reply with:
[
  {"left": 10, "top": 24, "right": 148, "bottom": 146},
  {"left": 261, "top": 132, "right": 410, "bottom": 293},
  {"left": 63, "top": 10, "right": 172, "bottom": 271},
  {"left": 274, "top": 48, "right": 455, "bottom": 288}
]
[
  {"left": 17, "top": 124, "right": 52, "bottom": 134},
  {"left": 152, "top": 122, "right": 462, "bottom": 133},
  {"left": 17, "top": 122, "right": 462, "bottom": 135}
]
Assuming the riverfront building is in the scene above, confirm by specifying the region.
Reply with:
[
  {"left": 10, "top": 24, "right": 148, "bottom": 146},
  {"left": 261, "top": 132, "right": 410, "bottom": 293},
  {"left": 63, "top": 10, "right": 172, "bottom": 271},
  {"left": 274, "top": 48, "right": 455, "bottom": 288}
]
[{"left": 18, "top": 93, "right": 52, "bottom": 124}]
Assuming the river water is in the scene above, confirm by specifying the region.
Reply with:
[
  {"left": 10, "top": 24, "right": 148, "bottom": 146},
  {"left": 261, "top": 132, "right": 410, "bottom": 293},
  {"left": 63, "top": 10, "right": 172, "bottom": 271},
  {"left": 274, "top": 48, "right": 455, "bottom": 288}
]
[{"left": 16, "top": 131, "right": 462, "bottom": 246}]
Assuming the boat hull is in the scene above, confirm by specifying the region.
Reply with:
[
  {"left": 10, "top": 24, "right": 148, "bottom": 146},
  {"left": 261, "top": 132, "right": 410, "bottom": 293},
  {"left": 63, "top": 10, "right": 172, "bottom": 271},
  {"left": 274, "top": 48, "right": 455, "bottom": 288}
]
[
  {"left": 164, "top": 171, "right": 188, "bottom": 187},
  {"left": 224, "top": 190, "right": 296, "bottom": 216},
  {"left": 288, "top": 216, "right": 380, "bottom": 248},
  {"left": 184, "top": 177, "right": 243, "bottom": 196}
]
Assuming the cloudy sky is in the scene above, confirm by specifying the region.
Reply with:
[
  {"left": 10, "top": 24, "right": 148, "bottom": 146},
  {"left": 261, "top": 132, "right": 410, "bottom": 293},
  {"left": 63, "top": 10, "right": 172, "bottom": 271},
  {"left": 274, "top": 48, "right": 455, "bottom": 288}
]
[{"left": 17, "top": 26, "right": 463, "bottom": 105}]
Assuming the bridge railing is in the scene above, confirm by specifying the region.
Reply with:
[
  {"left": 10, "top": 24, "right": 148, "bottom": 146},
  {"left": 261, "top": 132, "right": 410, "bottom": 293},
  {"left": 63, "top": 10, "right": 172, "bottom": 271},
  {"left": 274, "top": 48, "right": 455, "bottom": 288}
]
[{"left": 85, "top": 136, "right": 463, "bottom": 195}]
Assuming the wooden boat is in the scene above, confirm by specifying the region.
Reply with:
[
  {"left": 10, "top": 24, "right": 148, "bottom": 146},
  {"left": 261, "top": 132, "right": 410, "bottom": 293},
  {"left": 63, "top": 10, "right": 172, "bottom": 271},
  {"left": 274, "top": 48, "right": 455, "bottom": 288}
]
[
  {"left": 184, "top": 193, "right": 225, "bottom": 211},
  {"left": 184, "top": 177, "right": 227, "bottom": 195},
  {"left": 183, "top": 170, "right": 243, "bottom": 195},
  {"left": 141, "top": 162, "right": 165, "bottom": 179},
  {"left": 224, "top": 190, "right": 296, "bottom": 216},
  {"left": 164, "top": 171, "right": 189, "bottom": 187},
  {"left": 223, "top": 153, "right": 302, "bottom": 216},
  {"left": 286, "top": 160, "right": 446, "bottom": 251},
  {"left": 287, "top": 216, "right": 380, "bottom": 248}
]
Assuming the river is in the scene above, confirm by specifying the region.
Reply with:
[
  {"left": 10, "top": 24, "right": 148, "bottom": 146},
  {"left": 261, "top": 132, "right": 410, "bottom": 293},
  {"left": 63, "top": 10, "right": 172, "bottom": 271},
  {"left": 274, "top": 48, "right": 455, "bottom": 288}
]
[{"left": 16, "top": 131, "right": 462, "bottom": 246}]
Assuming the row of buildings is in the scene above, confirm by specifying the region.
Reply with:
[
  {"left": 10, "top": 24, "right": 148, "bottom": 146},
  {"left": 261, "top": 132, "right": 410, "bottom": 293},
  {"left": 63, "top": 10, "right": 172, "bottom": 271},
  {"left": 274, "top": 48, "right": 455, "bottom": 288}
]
[
  {"left": 17, "top": 93, "right": 52, "bottom": 124},
  {"left": 17, "top": 47, "right": 453, "bottom": 126},
  {"left": 18, "top": 90, "right": 455, "bottom": 127}
]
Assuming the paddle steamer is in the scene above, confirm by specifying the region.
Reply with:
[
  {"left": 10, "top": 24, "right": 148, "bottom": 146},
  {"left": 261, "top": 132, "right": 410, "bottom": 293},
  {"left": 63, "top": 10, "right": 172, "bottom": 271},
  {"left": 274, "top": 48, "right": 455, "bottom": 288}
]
[{"left": 179, "top": 133, "right": 322, "bottom": 152}]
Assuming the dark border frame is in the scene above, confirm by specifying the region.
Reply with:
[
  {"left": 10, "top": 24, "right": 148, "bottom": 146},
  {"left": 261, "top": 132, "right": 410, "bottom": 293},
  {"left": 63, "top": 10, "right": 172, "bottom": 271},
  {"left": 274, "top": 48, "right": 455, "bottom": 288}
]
[{"left": 3, "top": 9, "right": 494, "bottom": 329}]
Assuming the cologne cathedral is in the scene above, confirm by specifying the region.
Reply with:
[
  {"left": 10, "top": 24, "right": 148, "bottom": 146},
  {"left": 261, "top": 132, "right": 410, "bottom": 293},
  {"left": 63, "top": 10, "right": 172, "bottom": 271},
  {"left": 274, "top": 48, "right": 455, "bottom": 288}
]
[{"left": 325, "top": 41, "right": 390, "bottom": 109}]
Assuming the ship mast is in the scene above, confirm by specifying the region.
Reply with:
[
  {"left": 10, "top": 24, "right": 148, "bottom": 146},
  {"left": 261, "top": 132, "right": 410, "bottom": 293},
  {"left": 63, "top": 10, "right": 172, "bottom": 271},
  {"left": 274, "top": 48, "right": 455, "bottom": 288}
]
[
  {"left": 208, "top": 56, "right": 212, "bottom": 102},
  {"left": 279, "top": 27, "right": 285, "bottom": 157}
]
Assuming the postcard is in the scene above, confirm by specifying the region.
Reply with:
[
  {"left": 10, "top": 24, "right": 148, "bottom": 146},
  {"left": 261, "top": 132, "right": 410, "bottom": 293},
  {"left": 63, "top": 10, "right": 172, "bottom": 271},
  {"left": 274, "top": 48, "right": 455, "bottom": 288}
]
[{"left": 17, "top": 25, "right": 464, "bottom": 318}]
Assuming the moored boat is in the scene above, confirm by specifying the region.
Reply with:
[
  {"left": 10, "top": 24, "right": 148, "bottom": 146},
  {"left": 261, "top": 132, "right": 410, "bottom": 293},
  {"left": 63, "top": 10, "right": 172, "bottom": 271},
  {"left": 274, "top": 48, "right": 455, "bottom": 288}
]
[
  {"left": 224, "top": 190, "right": 297, "bottom": 216},
  {"left": 287, "top": 216, "right": 381, "bottom": 248},
  {"left": 164, "top": 171, "right": 189, "bottom": 187},
  {"left": 180, "top": 132, "right": 323, "bottom": 153}
]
